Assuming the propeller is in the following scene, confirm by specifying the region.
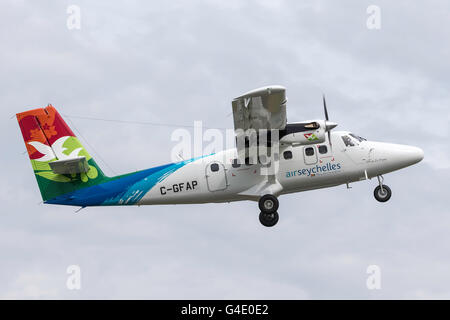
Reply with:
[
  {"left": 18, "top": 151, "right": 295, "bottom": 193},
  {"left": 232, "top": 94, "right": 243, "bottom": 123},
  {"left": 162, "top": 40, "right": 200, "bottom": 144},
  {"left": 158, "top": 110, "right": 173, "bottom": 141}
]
[{"left": 322, "top": 94, "right": 338, "bottom": 149}]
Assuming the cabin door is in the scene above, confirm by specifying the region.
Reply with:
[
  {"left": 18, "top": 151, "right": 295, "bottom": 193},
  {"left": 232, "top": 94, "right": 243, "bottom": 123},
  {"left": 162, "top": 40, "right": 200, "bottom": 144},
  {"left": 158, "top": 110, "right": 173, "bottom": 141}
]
[
  {"left": 303, "top": 146, "right": 318, "bottom": 165},
  {"left": 205, "top": 161, "right": 228, "bottom": 192}
]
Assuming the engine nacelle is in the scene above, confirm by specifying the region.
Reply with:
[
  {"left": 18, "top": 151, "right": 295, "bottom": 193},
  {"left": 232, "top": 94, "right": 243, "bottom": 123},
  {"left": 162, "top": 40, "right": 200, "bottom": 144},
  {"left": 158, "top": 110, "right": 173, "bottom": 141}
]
[{"left": 279, "top": 120, "right": 327, "bottom": 145}]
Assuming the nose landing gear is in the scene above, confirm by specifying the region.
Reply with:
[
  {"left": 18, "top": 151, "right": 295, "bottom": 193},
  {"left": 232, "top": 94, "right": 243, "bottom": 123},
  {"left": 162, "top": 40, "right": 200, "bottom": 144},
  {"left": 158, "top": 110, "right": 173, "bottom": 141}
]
[
  {"left": 374, "top": 175, "right": 392, "bottom": 202},
  {"left": 258, "top": 194, "right": 279, "bottom": 227}
]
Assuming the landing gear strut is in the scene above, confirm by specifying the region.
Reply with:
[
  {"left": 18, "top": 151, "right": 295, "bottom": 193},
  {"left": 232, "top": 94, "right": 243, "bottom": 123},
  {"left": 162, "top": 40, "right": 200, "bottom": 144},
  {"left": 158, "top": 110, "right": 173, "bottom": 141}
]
[
  {"left": 374, "top": 175, "right": 392, "bottom": 202},
  {"left": 258, "top": 194, "right": 279, "bottom": 227}
]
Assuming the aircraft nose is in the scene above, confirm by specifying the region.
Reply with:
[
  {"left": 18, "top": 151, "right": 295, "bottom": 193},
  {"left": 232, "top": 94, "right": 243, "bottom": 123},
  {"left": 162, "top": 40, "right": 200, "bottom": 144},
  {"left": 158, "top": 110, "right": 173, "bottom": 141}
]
[
  {"left": 368, "top": 142, "right": 424, "bottom": 173},
  {"left": 408, "top": 146, "right": 424, "bottom": 164},
  {"left": 394, "top": 145, "right": 424, "bottom": 167}
]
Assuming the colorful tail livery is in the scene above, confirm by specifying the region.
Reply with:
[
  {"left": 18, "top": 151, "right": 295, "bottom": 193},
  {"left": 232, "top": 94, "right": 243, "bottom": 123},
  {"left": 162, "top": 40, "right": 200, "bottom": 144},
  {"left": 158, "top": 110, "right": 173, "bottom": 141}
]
[
  {"left": 16, "top": 105, "right": 198, "bottom": 207},
  {"left": 16, "top": 105, "right": 110, "bottom": 201}
]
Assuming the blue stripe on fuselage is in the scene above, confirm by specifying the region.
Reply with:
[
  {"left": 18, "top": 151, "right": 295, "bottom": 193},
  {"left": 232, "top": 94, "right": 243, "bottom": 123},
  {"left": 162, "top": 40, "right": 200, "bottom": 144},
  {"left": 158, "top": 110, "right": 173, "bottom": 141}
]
[{"left": 45, "top": 155, "right": 210, "bottom": 207}]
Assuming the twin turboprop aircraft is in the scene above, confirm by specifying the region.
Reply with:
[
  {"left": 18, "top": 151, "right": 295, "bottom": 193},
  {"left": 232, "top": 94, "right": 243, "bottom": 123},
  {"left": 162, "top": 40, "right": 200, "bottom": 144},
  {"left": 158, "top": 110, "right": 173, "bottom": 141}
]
[{"left": 17, "top": 86, "right": 424, "bottom": 227}]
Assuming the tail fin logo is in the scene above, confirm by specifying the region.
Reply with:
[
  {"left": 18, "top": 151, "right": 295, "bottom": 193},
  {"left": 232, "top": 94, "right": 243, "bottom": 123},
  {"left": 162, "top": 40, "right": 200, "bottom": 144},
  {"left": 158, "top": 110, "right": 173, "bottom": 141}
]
[
  {"left": 27, "top": 141, "right": 56, "bottom": 162},
  {"left": 51, "top": 136, "right": 83, "bottom": 160}
]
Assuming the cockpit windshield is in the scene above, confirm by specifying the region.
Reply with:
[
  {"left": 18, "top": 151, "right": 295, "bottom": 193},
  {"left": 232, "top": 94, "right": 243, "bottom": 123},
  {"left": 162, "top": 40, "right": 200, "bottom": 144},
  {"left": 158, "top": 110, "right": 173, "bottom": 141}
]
[
  {"left": 349, "top": 133, "right": 366, "bottom": 142},
  {"left": 341, "top": 135, "right": 355, "bottom": 147},
  {"left": 341, "top": 133, "right": 367, "bottom": 147}
]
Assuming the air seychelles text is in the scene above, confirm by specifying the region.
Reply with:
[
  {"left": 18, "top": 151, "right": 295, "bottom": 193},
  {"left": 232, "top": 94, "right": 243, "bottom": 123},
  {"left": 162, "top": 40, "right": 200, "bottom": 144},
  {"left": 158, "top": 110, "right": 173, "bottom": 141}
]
[{"left": 286, "top": 162, "right": 342, "bottom": 178}]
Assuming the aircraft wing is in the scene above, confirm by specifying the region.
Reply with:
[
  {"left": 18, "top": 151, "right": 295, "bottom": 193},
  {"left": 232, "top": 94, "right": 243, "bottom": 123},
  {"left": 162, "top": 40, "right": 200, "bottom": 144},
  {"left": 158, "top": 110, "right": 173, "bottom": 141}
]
[
  {"left": 231, "top": 86, "right": 287, "bottom": 190},
  {"left": 231, "top": 85, "right": 287, "bottom": 132}
]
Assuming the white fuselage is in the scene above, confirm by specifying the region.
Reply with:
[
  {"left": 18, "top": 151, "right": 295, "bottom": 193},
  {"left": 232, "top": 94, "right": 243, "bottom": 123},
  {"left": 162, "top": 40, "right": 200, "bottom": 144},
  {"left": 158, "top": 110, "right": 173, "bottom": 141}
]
[{"left": 138, "top": 131, "right": 424, "bottom": 205}]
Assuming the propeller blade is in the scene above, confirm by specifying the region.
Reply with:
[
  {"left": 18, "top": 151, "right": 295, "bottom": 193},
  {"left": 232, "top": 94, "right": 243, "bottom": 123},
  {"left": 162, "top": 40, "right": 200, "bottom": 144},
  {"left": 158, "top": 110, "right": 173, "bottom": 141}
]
[
  {"left": 323, "top": 94, "right": 329, "bottom": 121},
  {"left": 322, "top": 94, "right": 336, "bottom": 151},
  {"left": 328, "top": 131, "right": 332, "bottom": 150}
]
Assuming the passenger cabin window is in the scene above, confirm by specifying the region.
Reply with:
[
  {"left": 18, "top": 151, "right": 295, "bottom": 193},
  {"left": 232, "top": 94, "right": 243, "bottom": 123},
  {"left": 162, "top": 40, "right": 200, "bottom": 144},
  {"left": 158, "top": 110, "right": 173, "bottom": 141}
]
[
  {"left": 318, "top": 145, "right": 328, "bottom": 154},
  {"left": 232, "top": 159, "right": 241, "bottom": 168},
  {"left": 305, "top": 147, "right": 315, "bottom": 156},
  {"left": 283, "top": 151, "right": 293, "bottom": 160},
  {"left": 210, "top": 163, "right": 219, "bottom": 172},
  {"left": 341, "top": 135, "right": 355, "bottom": 147}
]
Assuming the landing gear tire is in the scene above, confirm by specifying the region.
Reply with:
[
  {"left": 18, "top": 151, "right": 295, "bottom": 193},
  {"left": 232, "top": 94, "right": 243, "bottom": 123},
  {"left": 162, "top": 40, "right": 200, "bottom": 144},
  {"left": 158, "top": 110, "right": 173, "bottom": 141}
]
[
  {"left": 374, "top": 185, "right": 392, "bottom": 202},
  {"left": 259, "top": 211, "right": 279, "bottom": 227},
  {"left": 258, "top": 194, "right": 279, "bottom": 214}
]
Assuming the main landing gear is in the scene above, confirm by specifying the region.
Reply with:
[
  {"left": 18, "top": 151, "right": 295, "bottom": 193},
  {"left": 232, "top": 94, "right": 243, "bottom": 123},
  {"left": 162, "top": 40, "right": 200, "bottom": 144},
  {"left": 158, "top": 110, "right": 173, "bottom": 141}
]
[
  {"left": 374, "top": 175, "right": 392, "bottom": 202},
  {"left": 258, "top": 194, "right": 279, "bottom": 227}
]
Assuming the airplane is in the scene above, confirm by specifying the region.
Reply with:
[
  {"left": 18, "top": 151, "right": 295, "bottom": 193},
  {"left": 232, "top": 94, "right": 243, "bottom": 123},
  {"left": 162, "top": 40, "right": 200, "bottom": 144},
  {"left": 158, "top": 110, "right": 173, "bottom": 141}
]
[{"left": 16, "top": 85, "right": 424, "bottom": 227}]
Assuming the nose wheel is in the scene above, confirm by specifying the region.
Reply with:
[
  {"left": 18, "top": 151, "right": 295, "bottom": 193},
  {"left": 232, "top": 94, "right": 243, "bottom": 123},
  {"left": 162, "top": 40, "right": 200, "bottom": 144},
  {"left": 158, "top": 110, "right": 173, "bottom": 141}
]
[
  {"left": 258, "top": 194, "right": 279, "bottom": 227},
  {"left": 374, "top": 175, "right": 392, "bottom": 202}
]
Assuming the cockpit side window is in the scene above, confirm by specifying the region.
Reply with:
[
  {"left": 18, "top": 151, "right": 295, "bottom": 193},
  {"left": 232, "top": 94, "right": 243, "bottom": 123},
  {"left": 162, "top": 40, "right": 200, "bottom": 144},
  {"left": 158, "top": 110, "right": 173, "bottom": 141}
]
[{"left": 341, "top": 135, "right": 355, "bottom": 147}]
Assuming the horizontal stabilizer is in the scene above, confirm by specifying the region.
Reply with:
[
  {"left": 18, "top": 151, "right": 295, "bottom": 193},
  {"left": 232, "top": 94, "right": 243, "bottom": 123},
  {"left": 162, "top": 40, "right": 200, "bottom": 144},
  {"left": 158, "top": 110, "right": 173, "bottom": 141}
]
[{"left": 49, "top": 156, "right": 90, "bottom": 175}]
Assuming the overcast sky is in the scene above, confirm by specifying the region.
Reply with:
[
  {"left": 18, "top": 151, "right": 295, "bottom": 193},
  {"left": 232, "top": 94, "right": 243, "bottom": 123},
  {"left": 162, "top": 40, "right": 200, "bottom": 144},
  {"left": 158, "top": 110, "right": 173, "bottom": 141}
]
[{"left": 1, "top": 0, "right": 449, "bottom": 299}]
